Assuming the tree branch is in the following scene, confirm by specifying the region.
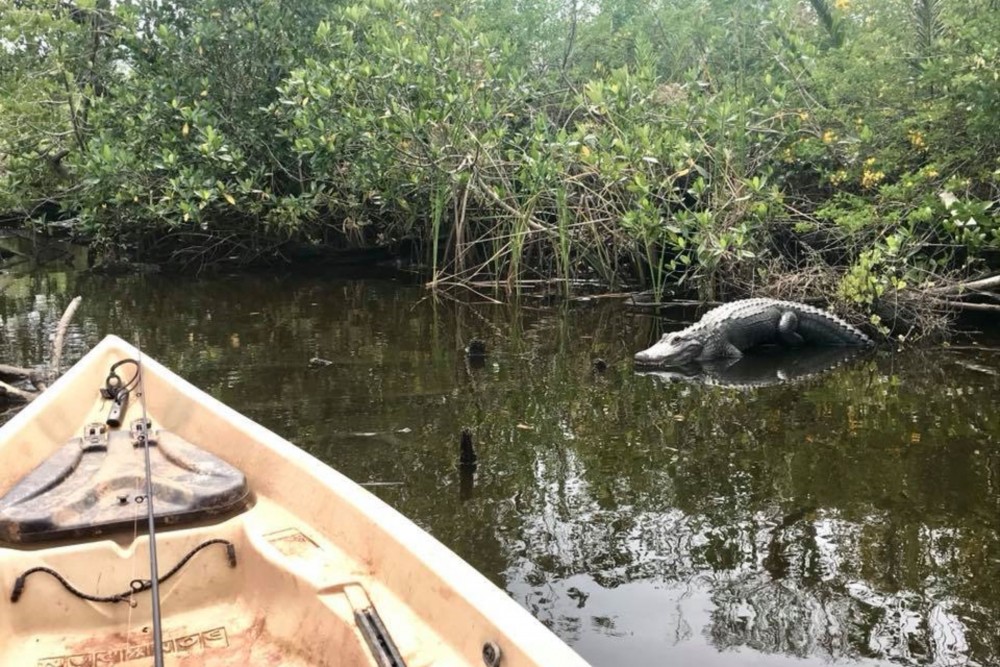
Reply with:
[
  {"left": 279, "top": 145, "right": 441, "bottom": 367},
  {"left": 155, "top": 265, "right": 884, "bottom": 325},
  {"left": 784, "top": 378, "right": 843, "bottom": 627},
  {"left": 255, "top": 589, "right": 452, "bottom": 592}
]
[
  {"left": 0, "top": 380, "right": 36, "bottom": 404},
  {"left": 0, "top": 364, "right": 38, "bottom": 381},
  {"left": 930, "top": 297, "right": 1000, "bottom": 313},
  {"left": 50, "top": 295, "right": 83, "bottom": 379},
  {"left": 930, "top": 273, "right": 1000, "bottom": 295}
]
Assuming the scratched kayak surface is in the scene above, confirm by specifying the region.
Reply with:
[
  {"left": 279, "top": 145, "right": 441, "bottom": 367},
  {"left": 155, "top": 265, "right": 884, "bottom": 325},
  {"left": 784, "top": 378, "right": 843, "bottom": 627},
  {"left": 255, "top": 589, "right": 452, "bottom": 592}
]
[{"left": 1, "top": 269, "right": 998, "bottom": 667}]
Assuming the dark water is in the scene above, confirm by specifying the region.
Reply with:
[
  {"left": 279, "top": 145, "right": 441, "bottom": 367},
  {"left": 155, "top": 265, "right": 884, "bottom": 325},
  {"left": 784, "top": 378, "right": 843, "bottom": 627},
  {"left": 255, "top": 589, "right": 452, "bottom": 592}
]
[{"left": 2, "top": 269, "right": 998, "bottom": 667}]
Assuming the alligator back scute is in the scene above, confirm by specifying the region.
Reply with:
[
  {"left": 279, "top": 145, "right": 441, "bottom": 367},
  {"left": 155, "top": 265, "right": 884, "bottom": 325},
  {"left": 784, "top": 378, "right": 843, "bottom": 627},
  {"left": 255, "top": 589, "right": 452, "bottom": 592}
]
[
  {"left": 775, "top": 300, "right": 872, "bottom": 346},
  {"left": 694, "top": 299, "right": 871, "bottom": 346}
]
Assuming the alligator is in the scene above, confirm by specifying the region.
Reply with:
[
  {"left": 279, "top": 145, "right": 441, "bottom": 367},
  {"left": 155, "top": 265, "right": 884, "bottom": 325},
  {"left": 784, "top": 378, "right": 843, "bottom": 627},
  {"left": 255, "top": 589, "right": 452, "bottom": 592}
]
[
  {"left": 635, "top": 346, "right": 866, "bottom": 389},
  {"left": 634, "top": 298, "right": 872, "bottom": 367}
]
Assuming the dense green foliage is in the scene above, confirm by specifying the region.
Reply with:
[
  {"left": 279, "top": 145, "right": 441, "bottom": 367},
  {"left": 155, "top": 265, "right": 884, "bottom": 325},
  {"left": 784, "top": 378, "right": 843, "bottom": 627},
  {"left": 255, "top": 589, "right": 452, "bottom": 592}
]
[{"left": 2, "top": 0, "right": 998, "bottom": 323}]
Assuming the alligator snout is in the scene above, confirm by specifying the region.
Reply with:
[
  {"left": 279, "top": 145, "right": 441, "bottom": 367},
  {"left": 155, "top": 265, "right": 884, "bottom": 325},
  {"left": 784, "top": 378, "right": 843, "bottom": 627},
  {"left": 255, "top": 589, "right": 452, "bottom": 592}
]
[
  {"left": 633, "top": 337, "right": 671, "bottom": 366},
  {"left": 633, "top": 348, "right": 662, "bottom": 365},
  {"left": 634, "top": 331, "right": 705, "bottom": 367}
]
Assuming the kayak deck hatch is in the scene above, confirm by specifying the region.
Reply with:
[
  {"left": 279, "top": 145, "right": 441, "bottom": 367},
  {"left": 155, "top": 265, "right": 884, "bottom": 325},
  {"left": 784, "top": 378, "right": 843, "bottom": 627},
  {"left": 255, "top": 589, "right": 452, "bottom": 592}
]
[{"left": 0, "top": 418, "right": 250, "bottom": 543}]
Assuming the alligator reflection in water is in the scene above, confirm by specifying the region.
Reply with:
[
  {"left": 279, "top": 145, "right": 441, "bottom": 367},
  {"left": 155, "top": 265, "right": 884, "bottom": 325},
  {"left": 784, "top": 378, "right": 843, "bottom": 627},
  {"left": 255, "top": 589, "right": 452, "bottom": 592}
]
[{"left": 635, "top": 346, "right": 867, "bottom": 388}]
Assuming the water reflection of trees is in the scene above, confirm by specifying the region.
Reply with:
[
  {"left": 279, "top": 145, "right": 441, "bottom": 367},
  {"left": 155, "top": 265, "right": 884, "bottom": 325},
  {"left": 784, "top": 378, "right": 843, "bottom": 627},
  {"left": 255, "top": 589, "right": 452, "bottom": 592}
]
[
  {"left": 454, "top": 317, "right": 999, "bottom": 666},
  {"left": 1, "top": 272, "right": 998, "bottom": 666}
]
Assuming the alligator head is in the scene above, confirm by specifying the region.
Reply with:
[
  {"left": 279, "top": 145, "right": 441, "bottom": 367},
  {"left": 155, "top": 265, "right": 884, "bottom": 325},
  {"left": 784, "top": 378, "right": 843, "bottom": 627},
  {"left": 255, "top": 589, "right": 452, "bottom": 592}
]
[{"left": 634, "top": 332, "right": 704, "bottom": 367}]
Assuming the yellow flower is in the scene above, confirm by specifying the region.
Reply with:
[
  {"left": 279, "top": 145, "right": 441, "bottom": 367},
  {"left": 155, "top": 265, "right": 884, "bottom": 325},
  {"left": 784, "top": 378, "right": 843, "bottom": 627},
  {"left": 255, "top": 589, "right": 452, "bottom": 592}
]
[
  {"left": 822, "top": 130, "right": 837, "bottom": 144},
  {"left": 834, "top": 0, "right": 850, "bottom": 9},
  {"left": 907, "top": 130, "right": 926, "bottom": 149},
  {"left": 830, "top": 170, "right": 848, "bottom": 185},
  {"left": 861, "top": 168, "right": 886, "bottom": 189}
]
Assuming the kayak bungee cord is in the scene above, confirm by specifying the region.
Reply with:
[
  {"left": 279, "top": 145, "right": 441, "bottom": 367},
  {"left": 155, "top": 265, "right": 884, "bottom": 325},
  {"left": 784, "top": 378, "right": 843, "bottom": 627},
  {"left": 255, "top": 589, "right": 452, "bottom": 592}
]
[
  {"left": 10, "top": 539, "right": 236, "bottom": 604},
  {"left": 134, "top": 339, "right": 165, "bottom": 667},
  {"left": 100, "top": 358, "right": 139, "bottom": 427}
]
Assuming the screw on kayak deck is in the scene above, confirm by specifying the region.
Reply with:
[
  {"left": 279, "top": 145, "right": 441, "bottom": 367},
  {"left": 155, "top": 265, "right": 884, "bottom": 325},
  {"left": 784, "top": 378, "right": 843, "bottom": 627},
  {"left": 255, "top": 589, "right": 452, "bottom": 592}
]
[{"left": 482, "top": 641, "right": 501, "bottom": 667}]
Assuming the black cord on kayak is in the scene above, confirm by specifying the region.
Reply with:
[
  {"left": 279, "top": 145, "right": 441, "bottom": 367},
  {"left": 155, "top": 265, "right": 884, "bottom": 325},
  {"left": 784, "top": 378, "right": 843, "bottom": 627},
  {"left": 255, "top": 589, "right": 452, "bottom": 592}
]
[
  {"left": 9, "top": 538, "right": 237, "bottom": 605},
  {"left": 102, "top": 358, "right": 140, "bottom": 428},
  {"left": 100, "top": 359, "right": 140, "bottom": 400}
]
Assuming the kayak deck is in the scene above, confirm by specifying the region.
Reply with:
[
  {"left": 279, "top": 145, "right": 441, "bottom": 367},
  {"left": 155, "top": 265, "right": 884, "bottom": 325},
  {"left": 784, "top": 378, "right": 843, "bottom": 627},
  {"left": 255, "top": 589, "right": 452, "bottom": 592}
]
[
  {"left": 0, "top": 336, "right": 590, "bottom": 667},
  {"left": 0, "top": 423, "right": 251, "bottom": 544},
  {"left": 5, "top": 495, "right": 459, "bottom": 666}
]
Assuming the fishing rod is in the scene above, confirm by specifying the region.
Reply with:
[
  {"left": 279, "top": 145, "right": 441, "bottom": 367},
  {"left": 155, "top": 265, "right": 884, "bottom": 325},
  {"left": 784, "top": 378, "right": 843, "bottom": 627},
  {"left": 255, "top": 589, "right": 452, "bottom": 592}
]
[{"left": 134, "top": 341, "right": 166, "bottom": 667}]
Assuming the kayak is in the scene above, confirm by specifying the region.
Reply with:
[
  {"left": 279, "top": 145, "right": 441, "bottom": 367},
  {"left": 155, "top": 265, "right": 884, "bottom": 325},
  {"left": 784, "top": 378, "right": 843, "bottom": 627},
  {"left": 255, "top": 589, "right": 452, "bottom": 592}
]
[{"left": 0, "top": 335, "right": 589, "bottom": 667}]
